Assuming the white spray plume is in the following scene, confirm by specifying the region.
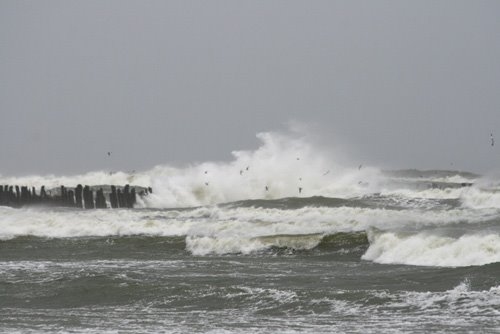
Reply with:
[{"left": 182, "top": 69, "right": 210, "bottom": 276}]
[
  {"left": 144, "top": 130, "right": 379, "bottom": 207},
  {"left": 0, "top": 128, "right": 381, "bottom": 208}
]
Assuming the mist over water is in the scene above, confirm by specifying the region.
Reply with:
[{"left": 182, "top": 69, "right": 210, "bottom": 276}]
[{"left": 1, "top": 130, "right": 499, "bottom": 333}]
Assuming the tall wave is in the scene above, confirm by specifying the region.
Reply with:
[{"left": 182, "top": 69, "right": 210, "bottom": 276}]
[{"left": 0, "top": 130, "right": 483, "bottom": 209}]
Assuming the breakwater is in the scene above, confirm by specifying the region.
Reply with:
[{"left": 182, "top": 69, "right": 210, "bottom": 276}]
[{"left": 0, "top": 184, "right": 152, "bottom": 209}]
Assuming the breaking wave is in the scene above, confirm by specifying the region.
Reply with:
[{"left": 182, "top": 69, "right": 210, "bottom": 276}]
[
  {"left": 363, "top": 228, "right": 500, "bottom": 267},
  {"left": 1, "top": 130, "right": 499, "bottom": 268},
  {"left": 0, "top": 130, "right": 483, "bottom": 209}
]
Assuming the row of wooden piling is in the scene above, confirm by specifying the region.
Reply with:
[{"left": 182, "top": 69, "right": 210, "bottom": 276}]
[{"left": 0, "top": 184, "right": 152, "bottom": 209}]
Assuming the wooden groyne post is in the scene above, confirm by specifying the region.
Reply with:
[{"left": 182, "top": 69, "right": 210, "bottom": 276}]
[{"left": 0, "top": 184, "right": 150, "bottom": 209}]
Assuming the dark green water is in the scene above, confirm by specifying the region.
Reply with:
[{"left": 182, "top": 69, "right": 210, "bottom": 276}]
[
  {"left": 1, "top": 169, "right": 500, "bottom": 333},
  {"left": 1, "top": 232, "right": 499, "bottom": 333}
]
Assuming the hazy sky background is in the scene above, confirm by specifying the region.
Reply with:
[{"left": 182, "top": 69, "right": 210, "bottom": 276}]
[{"left": 1, "top": 0, "right": 499, "bottom": 176}]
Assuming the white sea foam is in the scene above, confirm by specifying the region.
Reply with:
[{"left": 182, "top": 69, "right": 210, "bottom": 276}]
[
  {"left": 183, "top": 203, "right": 491, "bottom": 255},
  {"left": 460, "top": 186, "right": 500, "bottom": 209},
  {"left": 363, "top": 229, "right": 500, "bottom": 267},
  {"left": 456, "top": 173, "right": 500, "bottom": 209},
  {"left": 0, "top": 130, "right": 491, "bottom": 209},
  {"left": 0, "top": 170, "right": 151, "bottom": 190},
  {"left": 1, "top": 201, "right": 492, "bottom": 246},
  {"left": 0, "top": 131, "right": 384, "bottom": 208},
  {"left": 142, "top": 131, "right": 381, "bottom": 208},
  {"left": 1, "top": 131, "right": 499, "bottom": 265},
  {"left": 378, "top": 280, "right": 500, "bottom": 316},
  {"left": 0, "top": 207, "right": 195, "bottom": 240},
  {"left": 380, "top": 187, "right": 466, "bottom": 200},
  {"left": 186, "top": 234, "right": 325, "bottom": 256}
]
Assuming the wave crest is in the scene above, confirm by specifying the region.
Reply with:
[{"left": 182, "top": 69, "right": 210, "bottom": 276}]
[{"left": 362, "top": 229, "right": 500, "bottom": 267}]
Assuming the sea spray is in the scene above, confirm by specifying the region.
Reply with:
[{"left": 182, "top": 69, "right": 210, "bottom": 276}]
[
  {"left": 1, "top": 131, "right": 482, "bottom": 209},
  {"left": 2, "top": 161, "right": 500, "bottom": 334},
  {"left": 144, "top": 131, "right": 368, "bottom": 208},
  {"left": 0, "top": 131, "right": 381, "bottom": 208}
]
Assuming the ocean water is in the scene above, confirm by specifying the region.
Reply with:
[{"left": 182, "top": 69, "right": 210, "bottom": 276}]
[{"left": 1, "top": 133, "right": 499, "bottom": 333}]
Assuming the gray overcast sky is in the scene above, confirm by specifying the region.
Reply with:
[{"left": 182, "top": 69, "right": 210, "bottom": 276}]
[{"left": 1, "top": 0, "right": 499, "bottom": 176}]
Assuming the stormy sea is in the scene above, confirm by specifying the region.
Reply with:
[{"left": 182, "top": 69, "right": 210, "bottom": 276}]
[{"left": 1, "top": 132, "right": 499, "bottom": 333}]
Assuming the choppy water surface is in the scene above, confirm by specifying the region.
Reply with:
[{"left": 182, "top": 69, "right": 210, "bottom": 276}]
[{"left": 1, "top": 134, "right": 500, "bottom": 332}]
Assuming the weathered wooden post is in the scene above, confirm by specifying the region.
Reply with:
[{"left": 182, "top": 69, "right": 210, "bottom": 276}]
[
  {"left": 15, "top": 186, "right": 21, "bottom": 206},
  {"left": 40, "top": 186, "right": 46, "bottom": 205},
  {"left": 32, "top": 187, "right": 38, "bottom": 203},
  {"left": 0, "top": 186, "right": 5, "bottom": 206},
  {"left": 67, "top": 190, "right": 75, "bottom": 207},
  {"left": 60, "top": 186, "right": 66, "bottom": 206},
  {"left": 117, "top": 188, "right": 124, "bottom": 208},
  {"left": 75, "top": 184, "right": 83, "bottom": 208},
  {"left": 95, "top": 188, "right": 106, "bottom": 208},
  {"left": 130, "top": 188, "right": 136, "bottom": 207},
  {"left": 123, "top": 185, "right": 130, "bottom": 208},
  {"left": 21, "top": 186, "right": 30, "bottom": 205},
  {"left": 8, "top": 186, "right": 15, "bottom": 205},
  {"left": 83, "top": 185, "right": 95, "bottom": 209},
  {"left": 110, "top": 185, "right": 118, "bottom": 208}
]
